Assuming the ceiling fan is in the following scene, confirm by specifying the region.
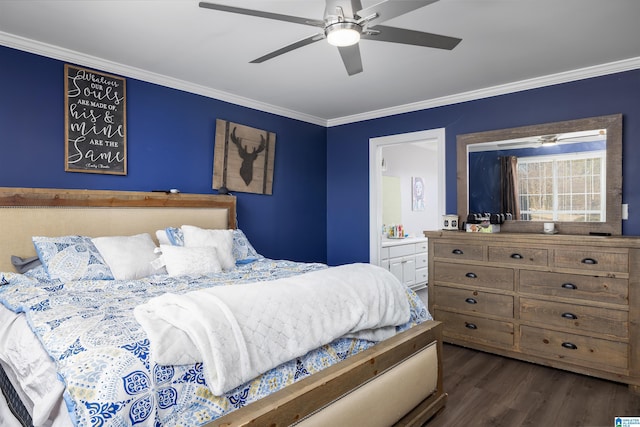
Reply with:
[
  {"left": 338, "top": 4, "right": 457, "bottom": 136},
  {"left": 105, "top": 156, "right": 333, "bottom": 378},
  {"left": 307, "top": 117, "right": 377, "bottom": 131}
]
[{"left": 198, "top": 0, "right": 462, "bottom": 76}]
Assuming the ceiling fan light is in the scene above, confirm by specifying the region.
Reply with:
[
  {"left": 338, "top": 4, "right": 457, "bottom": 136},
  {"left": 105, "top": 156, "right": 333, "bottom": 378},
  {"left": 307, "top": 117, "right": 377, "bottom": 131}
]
[{"left": 326, "top": 22, "right": 361, "bottom": 47}]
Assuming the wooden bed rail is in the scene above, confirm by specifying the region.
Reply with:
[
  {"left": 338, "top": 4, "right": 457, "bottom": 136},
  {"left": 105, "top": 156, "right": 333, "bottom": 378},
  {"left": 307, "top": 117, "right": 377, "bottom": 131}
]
[{"left": 210, "top": 320, "right": 445, "bottom": 427}]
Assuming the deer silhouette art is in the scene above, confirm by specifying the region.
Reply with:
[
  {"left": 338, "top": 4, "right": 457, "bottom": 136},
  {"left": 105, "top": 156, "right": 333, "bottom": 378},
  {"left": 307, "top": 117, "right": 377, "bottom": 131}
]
[{"left": 230, "top": 127, "right": 266, "bottom": 186}]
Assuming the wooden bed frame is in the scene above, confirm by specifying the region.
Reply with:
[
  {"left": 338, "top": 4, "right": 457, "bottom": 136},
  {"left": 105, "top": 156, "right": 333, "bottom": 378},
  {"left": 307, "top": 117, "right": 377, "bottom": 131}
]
[{"left": 0, "top": 187, "right": 446, "bottom": 427}]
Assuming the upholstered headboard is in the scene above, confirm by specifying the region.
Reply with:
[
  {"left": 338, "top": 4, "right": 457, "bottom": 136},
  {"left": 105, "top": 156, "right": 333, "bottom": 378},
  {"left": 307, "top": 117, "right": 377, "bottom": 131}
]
[{"left": 0, "top": 187, "right": 236, "bottom": 272}]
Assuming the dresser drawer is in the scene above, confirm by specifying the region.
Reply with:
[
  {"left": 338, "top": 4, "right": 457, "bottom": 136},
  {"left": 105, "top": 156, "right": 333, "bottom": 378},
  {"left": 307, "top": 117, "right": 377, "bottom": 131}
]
[
  {"left": 433, "top": 286, "right": 513, "bottom": 318},
  {"left": 434, "top": 261, "right": 514, "bottom": 291},
  {"left": 520, "top": 297, "right": 628, "bottom": 338},
  {"left": 554, "top": 248, "right": 628, "bottom": 273},
  {"left": 436, "top": 309, "right": 514, "bottom": 347},
  {"left": 520, "top": 325, "right": 628, "bottom": 370},
  {"left": 380, "top": 247, "right": 390, "bottom": 260},
  {"left": 389, "top": 243, "right": 417, "bottom": 258},
  {"left": 520, "top": 270, "right": 628, "bottom": 305},
  {"left": 433, "top": 242, "right": 483, "bottom": 261},
  {"left": 415, "top": 267, "right": 428, "bottom": 284},
  {"left": 415, "top": 252, "right": 428, "bottom": 270},
  {"left": 488, "top": 246, "right": 548, "bottom": 266}
]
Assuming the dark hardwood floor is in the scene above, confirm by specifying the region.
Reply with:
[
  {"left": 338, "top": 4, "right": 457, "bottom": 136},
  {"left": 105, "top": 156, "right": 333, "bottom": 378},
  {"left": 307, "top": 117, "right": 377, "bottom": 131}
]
[{"left": 426, "top": 344, "right": 640, "bottom": 427}]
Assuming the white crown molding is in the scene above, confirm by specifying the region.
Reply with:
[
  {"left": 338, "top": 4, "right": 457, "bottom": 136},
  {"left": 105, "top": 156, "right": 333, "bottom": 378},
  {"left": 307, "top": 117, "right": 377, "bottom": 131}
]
[
  {"left": 2, "top": 31, "right": 639, "bottom": 128},
  {"left": 327, "top": 56, "right": 640, "bottom": 127},
  {"left": 0, "top": 31, "right": 327, "bottom": 127}
]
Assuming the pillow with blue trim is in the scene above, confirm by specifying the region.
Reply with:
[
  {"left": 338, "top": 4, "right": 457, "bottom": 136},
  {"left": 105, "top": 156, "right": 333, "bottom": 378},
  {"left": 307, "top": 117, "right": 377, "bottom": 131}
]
[
  {"left": 162, "top": 227, "right": 261, "bottom": 265},
  {"left": 165, "top": 227, "right": 184, "bottom": 246},
  {"left": 32, "top": 235, "right": 114, "bottom": 281},
  {"left": 232, "top": 229, "right": 261, "bottom": 264}
]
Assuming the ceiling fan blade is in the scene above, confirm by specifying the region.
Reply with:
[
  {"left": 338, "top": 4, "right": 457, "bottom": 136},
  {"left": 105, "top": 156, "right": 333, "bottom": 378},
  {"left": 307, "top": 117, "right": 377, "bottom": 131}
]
[
  {"left": 324, "top": 0, "right": 363, "bottom": 18},
  {"left": 250, "top": 34, "right": 324, "bottom": 64},
  {"left": 338, "top": 44, "right": 363, "bottom": 76},
  {"left": 362, "top": 25, "right": 461, "bottom": 50},
  {"left": 558, "top": 130, "right": 606, "bottom": 141},
  {"left": 199, "top": 2, "right": 325, "bottom": 27},
  {"left": 350, "top": 0, "right": 364, "bottom": 13},
  {"left": 357, "top": 0, "right": 439, "bottom": 25},
  {"left": 496, "top": 141, "right": 541, "bottom": 149}
]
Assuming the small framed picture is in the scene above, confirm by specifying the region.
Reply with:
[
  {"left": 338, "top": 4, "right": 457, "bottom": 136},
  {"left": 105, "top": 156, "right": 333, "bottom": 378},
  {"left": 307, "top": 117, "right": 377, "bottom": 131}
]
[{"left": 412, "top": 177, "right": 425, "bottom": 211}]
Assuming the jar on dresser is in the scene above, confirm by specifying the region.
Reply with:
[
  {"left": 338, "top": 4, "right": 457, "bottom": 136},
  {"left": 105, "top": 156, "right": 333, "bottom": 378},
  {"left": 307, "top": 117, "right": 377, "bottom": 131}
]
[{"left": 423, "top": 230, "right": 640, "bottom": 391}]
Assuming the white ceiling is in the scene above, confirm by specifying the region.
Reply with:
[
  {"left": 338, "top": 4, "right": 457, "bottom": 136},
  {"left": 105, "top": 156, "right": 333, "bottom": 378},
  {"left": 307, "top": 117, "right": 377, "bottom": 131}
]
[{"left": 1, "top": 0, "right": 640, "bottom": 126}]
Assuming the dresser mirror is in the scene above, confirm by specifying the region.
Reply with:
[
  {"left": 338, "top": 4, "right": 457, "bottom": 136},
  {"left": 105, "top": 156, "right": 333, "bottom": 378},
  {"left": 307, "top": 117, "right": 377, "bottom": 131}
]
[{"left": 457, "top": 114, "right": 623, "bottom": 235}]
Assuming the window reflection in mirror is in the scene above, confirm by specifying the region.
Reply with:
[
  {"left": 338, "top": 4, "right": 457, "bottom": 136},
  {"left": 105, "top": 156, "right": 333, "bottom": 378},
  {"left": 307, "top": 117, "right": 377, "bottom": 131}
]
[
  {"left": 457, "top": 114, "right": 622, "bottom": 235},
  {"left": 468, "top": 129, "right": 606, "bottom": 222}
]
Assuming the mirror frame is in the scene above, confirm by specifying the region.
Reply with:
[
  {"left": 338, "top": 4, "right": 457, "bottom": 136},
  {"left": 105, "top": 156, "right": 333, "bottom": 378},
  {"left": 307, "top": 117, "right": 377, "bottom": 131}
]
[{"left": 457, "top": 114, "right": 623, "bottom": 235}]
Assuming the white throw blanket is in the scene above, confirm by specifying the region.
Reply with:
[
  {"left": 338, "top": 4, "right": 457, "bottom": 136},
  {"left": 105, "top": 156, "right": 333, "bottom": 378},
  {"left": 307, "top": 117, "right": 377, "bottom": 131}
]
[{"left": 133, "top": 263, "right": 410, "bottom": 395}]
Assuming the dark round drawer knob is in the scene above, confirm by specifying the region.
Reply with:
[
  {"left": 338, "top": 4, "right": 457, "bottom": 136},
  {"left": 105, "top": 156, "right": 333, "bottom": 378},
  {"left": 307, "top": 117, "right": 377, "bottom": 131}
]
[
  {"left": 510, "top": 253, "right": 523, "bottom": 259},
  {"left": 561, "top": 283, "right": 577, "bottom": 290},
  {"left": 465, "top": 298, "right": 478, "bottom": 304},
  {"left": 561, "top": 342, "right": 578, "bottom": 350},
  {"left": 465, "top": 322, "right": 478, "bottom": 330},
  {"left": 581, "top": 258, "right": 598, "bottom": 265},
  {"left": 465, "top": 272, "right": 477, "bottom": 279},
  {"left": 452, "top": 249, "right": 464, "bottom": 255}
]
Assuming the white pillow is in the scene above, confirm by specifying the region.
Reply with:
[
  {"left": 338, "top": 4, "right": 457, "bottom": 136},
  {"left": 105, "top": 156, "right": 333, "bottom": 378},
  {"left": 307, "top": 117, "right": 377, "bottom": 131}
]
[
  {"left": 160, "top": 245, "right": 222, "bottom": 277},
  {"left": 92, "top": 233, "right": 162, "bottom": 280},
  {"left": 155, "top": 229, "right": 171, "bottom": 245},
  {"left": 181, "top": 225, "right": 235, "bottom": 271}
]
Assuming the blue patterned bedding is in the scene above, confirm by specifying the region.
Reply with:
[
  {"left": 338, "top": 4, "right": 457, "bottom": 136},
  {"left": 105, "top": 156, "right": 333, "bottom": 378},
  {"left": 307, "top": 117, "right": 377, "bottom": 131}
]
[{"left": 0, "top": 259, "right": 430, "bottom": 427}]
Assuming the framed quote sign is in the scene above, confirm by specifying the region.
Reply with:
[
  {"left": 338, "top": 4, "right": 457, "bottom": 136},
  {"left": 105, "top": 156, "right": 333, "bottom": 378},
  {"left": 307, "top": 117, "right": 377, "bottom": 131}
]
[{"left": 64, "top": 64, "right": 127, "bottom": 174}]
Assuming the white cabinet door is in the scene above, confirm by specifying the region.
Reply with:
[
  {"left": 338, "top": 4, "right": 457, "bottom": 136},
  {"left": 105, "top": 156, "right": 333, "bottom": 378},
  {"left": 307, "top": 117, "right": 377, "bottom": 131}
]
[
  {"left": 389, "top": 256, "right": 416, "bottom": 287},
  {"left": 402, "top": 257, "right": 416, "bottom": 287},
  {"left": 381, "top": 239, "right": 428, "bottom": 289},
  {"left": 389, "top": 257, "right": 404, "bottom": 283}
]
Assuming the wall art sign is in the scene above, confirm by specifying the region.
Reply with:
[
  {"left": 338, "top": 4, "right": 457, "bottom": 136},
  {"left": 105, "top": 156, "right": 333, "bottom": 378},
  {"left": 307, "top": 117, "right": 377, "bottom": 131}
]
[
  {"left": 64, "top": 64, "right": 127, "bottom": 174},
  {"left": 412, "top": 176, "right": 425, "bottom": 211},
  {"left": 213, "top": 119, "right": 276, "bottom": 195}
]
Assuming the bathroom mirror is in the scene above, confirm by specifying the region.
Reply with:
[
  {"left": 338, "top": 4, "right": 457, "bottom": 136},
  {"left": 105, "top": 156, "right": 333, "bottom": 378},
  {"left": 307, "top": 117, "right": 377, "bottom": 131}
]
[{"left": 457, "top": 114, "right": 622, "bottom": 235}]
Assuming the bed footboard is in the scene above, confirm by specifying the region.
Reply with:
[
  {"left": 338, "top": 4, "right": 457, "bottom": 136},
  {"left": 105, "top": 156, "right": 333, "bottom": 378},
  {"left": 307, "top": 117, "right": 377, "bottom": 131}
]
[{"left": 210, "top": 320, "right": 445, "bottom": 427}]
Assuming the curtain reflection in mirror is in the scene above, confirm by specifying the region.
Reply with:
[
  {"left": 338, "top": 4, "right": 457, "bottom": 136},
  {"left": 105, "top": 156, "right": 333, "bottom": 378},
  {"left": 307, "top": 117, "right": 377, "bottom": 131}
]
[{"left": 500, "top": 156, "right": 520, "bottom": 219}]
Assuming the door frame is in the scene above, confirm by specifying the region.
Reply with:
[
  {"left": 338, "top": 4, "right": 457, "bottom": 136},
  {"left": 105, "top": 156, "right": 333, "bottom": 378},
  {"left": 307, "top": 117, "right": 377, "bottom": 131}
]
[{"left": 369, "top": 128, "right": 446, "bottom": 264}]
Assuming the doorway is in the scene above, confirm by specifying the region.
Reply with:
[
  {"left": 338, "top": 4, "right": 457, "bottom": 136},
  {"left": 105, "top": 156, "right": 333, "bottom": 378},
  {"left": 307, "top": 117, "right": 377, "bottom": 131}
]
[{"left": 369, "top": 128, "right": 446, "bottom": 264}]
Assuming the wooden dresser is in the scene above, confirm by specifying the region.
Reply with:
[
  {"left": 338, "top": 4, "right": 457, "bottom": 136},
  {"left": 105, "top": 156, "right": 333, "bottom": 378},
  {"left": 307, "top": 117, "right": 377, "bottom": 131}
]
[{"left": 424, "top": 230, "right": 640, "bottom": 390}]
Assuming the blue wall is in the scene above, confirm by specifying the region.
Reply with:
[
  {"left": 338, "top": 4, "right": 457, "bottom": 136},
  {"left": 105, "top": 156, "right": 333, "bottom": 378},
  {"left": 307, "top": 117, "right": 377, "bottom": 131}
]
[
  {"left": 327, "top": 70, "right": 640, "bottom": 265},
  {"left": 3, "top": 44, "right": 640, "bottom": 267},
  {"left": 0, "top": 45, "right": 328, "bottom": 263}
]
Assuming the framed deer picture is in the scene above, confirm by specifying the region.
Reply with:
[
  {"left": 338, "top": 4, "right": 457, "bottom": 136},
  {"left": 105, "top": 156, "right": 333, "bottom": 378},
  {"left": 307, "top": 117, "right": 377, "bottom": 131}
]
[{"left": 213, "top": 119, "right": 276, "bottom": 195}]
